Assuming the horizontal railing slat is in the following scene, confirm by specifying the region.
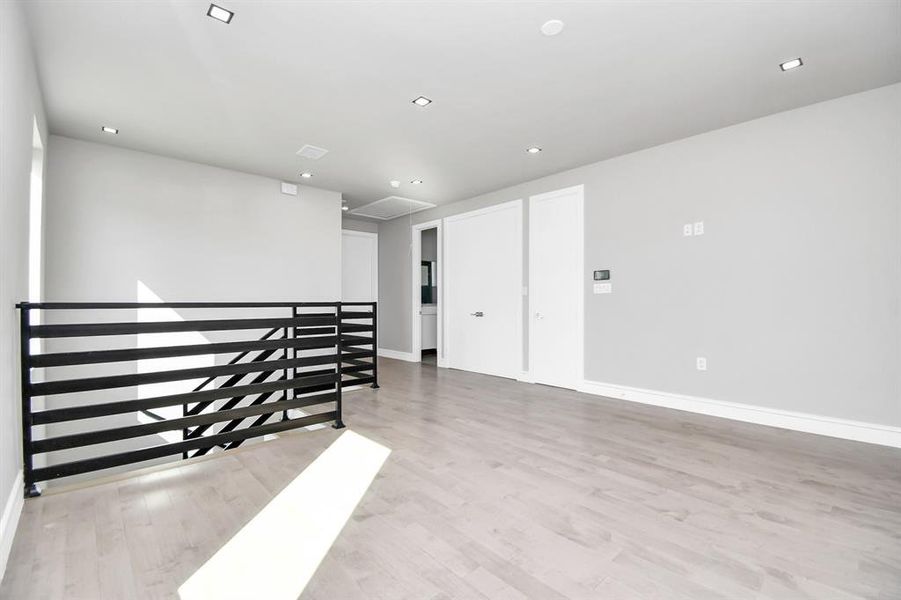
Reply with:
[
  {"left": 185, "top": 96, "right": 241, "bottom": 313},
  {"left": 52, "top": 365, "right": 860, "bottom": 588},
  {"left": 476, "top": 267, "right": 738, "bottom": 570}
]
[
  {"left": 340, "top": 312, "right": 374, "bottom": 319},
  {"left": 342, "top": 357, "right": 372, "bottom": 367},
  {"left": 31, "top": 352, "right": 369, "bottom": 396},
  {"left": 341, "top": 334, "right": 374, "bottom": 346},
  {"left": 32, "top": 391, "right": 339, "bottom": 453},
  {"left": 30, "top": 411, "right": 338, "bottom": 482},
  {"left": 31, "top": 315, "right": 336, "bottom": 339},
  {"left": 342, "top": 324, "right": 374, "bottom": 333},
  {"left": 185, "top": 364, "right": 281, "bottom": 417},
  {"left": 31, "top": 372, "right": 339, "bottom": 424},
  {"left": 31, "top": 336, "right": 339, "bottom": 368},
  {"left": 19, "top": 302, "right": 362, "bottom": 309},
  {"left": 185, "top": 382, "right": 282, "bottom": 439}
]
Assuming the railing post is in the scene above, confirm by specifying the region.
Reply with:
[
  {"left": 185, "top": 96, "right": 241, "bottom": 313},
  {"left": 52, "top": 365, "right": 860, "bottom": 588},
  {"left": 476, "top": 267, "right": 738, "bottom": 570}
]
[
  {"left": 332, "top": 302, "right": 345, "bottom": 429},
  {"left": 283, "top": 306, "right": 295, "bottom": 421},
  {"left": 370, "top": 301, "right": 380, "bottom": 389},
  {"left": 18, "top": 304, "right": 41, "bottom": 498},
  {"left": 182, "top": 309, "right": 188, "bottom": 457},
  {"left": 181, "top": 403, "right": 188, "bottom": 460}
]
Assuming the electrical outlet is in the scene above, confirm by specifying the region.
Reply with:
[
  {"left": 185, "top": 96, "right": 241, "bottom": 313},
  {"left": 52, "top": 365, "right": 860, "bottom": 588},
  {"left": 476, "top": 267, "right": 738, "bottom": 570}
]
[
  {"left": 683, "top": 224, "right": 694, "bottom": 236},
  {"left": 696, "top": 357, "right": 707, "bottom": 371},
  {"left": 694, "top": 221, "right": 705, "bottom": 235}
]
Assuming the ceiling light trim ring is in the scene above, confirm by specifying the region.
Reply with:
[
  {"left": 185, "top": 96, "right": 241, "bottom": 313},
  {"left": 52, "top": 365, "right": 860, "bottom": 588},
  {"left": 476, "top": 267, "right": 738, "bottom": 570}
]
[
  {"left": 780, "top": 57, "right": 803, "bottom": 71},
  {"left": 207, "top": 4, "right": 234, "bottom": 24}
]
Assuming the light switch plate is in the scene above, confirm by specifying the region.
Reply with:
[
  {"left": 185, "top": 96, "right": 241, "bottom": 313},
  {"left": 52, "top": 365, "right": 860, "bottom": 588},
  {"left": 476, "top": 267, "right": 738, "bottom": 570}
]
[
  {"left": 683, "top": 224, "right": 694, "bottom": 236},
  {"left": 280, "top": 182, "right": 298, "bottom": 196},
  {"left": 593, "top": 283, "right": 612, "bottom": 294},
  {"left": 696, "top": 357, "right": 707, "bottom": 371},
  {"left": 693, "top": 221, "right": 704, "bottom": 235}
]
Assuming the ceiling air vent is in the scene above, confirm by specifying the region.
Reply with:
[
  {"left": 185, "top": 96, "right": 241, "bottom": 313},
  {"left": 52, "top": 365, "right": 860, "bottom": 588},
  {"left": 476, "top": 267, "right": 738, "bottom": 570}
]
[
  {"left": 349, "top": 196, "right": 436, "bottom": 220},
  {"left": 296, "top": 144, "right": 329, "bottom": 160}
]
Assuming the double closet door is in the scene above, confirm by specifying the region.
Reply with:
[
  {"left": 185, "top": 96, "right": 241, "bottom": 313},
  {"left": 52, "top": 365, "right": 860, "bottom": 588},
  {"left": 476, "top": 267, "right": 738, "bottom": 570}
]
[{"left": 443, "top": 186, "right": 583, "bottom": 390}]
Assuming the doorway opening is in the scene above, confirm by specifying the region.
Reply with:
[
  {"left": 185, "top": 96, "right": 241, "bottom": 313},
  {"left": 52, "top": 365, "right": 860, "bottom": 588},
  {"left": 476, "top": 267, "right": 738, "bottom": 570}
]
[
  {"left": 411, "top": 220, "right": 442, "bottom": 365},
  {"left": 341, "top": 230, "right": 378, "bottom": 303},
  {"left": 29, "top": 118, "right": 45, "bottom": 466},
  {"left": 29, "top": 118, "right": 44, "bottom": 317}
]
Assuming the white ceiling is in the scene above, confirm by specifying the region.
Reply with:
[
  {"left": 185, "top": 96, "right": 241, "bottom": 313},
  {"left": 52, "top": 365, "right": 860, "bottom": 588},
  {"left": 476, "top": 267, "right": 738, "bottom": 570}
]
[{"left": 25, "top": 0, "right": 901, "bottom": 211}]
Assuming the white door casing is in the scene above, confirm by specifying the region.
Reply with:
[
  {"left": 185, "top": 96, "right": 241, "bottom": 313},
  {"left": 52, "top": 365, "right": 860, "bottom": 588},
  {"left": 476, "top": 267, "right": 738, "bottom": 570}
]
[
  {"left": 444, "top": 200, "right": 523, "bottom": 379},
  {"left": 411, "top": 220, "right": 443, "bottom": 363},
  {"left": 528, "top": 186, "right": 584, "bottom": 389}
]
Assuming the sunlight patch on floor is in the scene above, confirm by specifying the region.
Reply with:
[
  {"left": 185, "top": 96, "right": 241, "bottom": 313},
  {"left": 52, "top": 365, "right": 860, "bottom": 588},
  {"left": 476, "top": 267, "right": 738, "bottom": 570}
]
[{"left": 178, "top": 430, "right": 390, "bottom": 600}]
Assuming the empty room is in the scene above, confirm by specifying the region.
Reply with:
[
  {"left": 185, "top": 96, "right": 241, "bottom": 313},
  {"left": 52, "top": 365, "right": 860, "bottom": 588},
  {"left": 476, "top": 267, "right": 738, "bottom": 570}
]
[{"left": 1, "top": 1, "right": 900, "bottom": 598}]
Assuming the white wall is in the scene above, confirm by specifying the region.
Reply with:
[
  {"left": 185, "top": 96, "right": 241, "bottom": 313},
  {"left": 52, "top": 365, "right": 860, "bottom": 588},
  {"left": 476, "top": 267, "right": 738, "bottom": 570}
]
[
  {"left": 36, "top": 136, "right": 344, "bottom": 481},
  {"left": 0, "top": 0, "right": 48, "bottom": 574},
  {"left": 377, "top": 83, "right": 901, "bottom": 430},
  {"left": 342, "top": 217, "right": 379, "bottom": 234},
  {"left": 45, "top": 136, "right": 342, "bottom": 303}
]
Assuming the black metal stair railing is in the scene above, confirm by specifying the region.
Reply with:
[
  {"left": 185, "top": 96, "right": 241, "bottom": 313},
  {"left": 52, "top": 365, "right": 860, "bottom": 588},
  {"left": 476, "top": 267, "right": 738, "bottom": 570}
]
[
  {"left": 178, "top": 326, "right": 283, "bottom": 458},
  {"left": 16, "top": 301, "right": 378, "bottom": 497}
]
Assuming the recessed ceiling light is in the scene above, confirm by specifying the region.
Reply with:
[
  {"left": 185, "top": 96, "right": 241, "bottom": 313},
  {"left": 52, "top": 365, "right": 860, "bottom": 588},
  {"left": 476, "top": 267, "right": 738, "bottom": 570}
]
[
  {"left": 541, "top": 19, "right": 565, "bottom": 36},
  {"left": 390, "top": 180, "right": 401, "bottom": 188},
  {"left": 780, "top": 57, "right": 803, "bottom": 71},
  {"left": 207, "top": 4, "right": 234, "bottom": 24},
  {"left": 341, "top": 205, "right": 349, "bottom": 212},
  {"left": 410, "top": 179, "right": 423, "bottom": 185},
  {"left": 412, "top": 96, "right": 432, "bottom": 107},
  {"left": 526, "top": 146, "right": 542, "bottom": 154},
  {"left": 101, "top": 126, "right": 118, "bottom": 134},
  {"left": 300, "top": 172, "right": 313, "bottom": 178}
]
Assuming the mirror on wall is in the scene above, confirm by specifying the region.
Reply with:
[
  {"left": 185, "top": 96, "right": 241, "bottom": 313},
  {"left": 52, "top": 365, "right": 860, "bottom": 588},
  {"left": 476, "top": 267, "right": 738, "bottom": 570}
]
[{"left": 421, "top": 260, "right": 435, "bottom": 304}]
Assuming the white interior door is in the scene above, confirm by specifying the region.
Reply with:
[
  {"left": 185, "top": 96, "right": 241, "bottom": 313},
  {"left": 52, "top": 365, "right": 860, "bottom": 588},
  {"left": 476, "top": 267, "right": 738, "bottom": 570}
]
[
  {"left": 529, "top": 186, "right": 584, "bottom": 389},
  {"left": 341, "top": 230, "right": 378, "bottom": 302},
  {"left": 445, "top": 201, "right": 522, "bottom": 379}
]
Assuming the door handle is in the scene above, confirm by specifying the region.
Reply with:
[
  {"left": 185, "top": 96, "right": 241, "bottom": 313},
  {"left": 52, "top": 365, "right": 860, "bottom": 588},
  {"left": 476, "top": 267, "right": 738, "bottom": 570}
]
[{"left": 470, "top": 311, "right": 484, "bottom": 317}]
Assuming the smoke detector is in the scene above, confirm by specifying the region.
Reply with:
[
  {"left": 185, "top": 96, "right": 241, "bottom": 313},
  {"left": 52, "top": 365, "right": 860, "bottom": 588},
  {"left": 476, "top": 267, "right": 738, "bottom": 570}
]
[{"left": 541, "top": 20, "right": 565, "bottom": 36}]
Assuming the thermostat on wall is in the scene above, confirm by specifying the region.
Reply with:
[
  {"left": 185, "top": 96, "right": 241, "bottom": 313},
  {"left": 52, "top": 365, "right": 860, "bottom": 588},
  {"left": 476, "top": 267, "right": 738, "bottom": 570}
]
[{"left": 593, "top": 270, "right": 610, "bottom": 281}]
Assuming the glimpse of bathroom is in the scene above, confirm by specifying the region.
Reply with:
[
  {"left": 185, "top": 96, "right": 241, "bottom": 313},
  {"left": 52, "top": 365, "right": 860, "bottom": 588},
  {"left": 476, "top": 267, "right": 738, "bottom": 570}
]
[{"left": 420, "top": 227, "right": 438, "bottom": 365}]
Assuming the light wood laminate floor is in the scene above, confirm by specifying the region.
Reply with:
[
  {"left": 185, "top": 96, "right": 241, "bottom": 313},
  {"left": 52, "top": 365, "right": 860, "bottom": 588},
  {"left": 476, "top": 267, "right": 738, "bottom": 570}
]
[{"left": 2, "top": 358, "right": 900, "bottom": 599}]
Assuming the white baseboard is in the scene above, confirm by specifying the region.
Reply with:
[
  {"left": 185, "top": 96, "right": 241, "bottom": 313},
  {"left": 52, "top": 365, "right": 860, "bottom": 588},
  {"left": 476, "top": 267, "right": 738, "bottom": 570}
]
[
  {"left": 517, "top": 371, "right": 535, "bottom": 383},
  {"left": 578, "top": 380, "right": 901, "bottom": 448},
  {"left": 377, "top": 348, "right": 418, "bottom": 362},
  {"left": 0, "top": 471, "right": 24, "bottom": 581}
]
